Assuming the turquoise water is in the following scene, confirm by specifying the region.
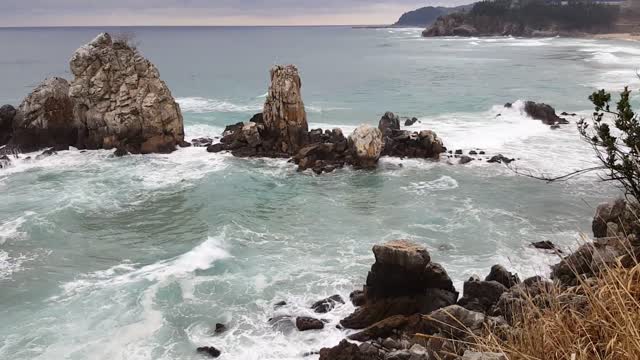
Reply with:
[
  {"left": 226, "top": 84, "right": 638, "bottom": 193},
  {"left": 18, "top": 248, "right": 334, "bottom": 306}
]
[{"left": 0, "top": 27, "right": 636, "bottom": 359}]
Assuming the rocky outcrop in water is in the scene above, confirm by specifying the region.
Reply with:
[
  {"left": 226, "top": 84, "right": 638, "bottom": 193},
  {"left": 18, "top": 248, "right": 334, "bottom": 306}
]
[
  {"left": 10, "top": 78, "right": 75, "bottom": 153},
  {"left": 263, "top": 65, "right": 309, "bottom": 154},
  {"left": 377, "top": 112, "right": 445, "bottom": 160},
  {"left": 2, "top": 33, "right": 185, "bottom": 154},
  {"left": 523, "top": 101, "right": 569, "bottom": 126},
  {"left": 69, "top": 33, "right": 185, "bottom": 153},
  {"left": 340, "top": 240, "right": 458, "bottom": 330}
]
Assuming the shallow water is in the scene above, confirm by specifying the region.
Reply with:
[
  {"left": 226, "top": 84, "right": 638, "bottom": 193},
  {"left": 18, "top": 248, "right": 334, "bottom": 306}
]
[{"left": 0, "top": 27, "right": 636, "bottom": 359}]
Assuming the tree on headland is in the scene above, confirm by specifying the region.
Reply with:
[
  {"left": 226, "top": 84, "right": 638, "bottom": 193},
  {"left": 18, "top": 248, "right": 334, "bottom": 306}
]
[{"left": 578, "top": 86, "right": 640, "bottom": 205}]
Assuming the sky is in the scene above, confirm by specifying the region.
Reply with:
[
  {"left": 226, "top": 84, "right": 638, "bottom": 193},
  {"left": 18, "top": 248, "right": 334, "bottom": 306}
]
[{"left": 0, "top": 0, "right": 473, "bottom": 27}]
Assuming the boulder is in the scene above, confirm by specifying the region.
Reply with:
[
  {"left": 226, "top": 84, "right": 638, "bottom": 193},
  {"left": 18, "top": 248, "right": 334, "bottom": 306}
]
[
  {"left": 113, "top": 147, "right": 129, "bottom": 157},
  {"left": 296, "top": 316, "right": 325, "bottom": 331},
  {"left": 462, "top": 351, "right": 507, "bottom": 360},
  {"left": 484, "top": 265, "right": 520, "bottom": 289},
  {"left": 404, "top": 117, "right": 418, "bottom": 127},
  {"left": 423, "top": 305, "right": 506, "bottom": 340},
  {"left": 457, "top": 280, "right": 508, "bottom": 313},
  {"left": 11, "top": 77, "right": 75, "bottom": 153},
  {"left": 550, "top": 238, "right": 626, "bottom": 286},
  {"left": 378, "top": 112, "right": 400, "bottom": 136},
  {"left": 291, "top": 129, "right": 350, "bottom": 174},
  {"left": 592, "top": 198, "right": 632, "bottom": 238},
  {"left": 69, "top": 33, "right": 185, "bottom": 154},
  {"left": 191, "top": 137, "right": 213, "bottom": 147},
  {"left": 459, "top": 155, "right": 473, "bottom": 165},
  {"left": 487, "top": 154, "right": 514, "bottom": 164},
  {"left": 319, "top": 340, "right": 368, "bottom": 360},
  {"left": 348, "top": 315, "right": 410, "bottom": 342},
  {"left": 531, "top": 240, "right": 561, "bottom": 252},
  {"left": 523, "top": 101, "right": 569, "bottom": 126},
  {"left": 492, "top": 276, "right": 554, "bottom": 323},
  {"left": 312, "top": 294, "right": 345, "bottom": 313},
  {"left": 350, "top": 290, "right": 366, "bottom": 307},
  {"left": 349, "top": 124, "right": 383, "bottom": 169},
  {"left": 372, "top": 240, "right": 431, "bottom": 270},
  {"left": 0, "top": 155, "right": 11, "bottom": 169},
  {"left": 341, "top": 240, "right": 457, "bottom": 329},
  {"left": 262, "top": 65, "right": 308, "bottom": 154},
  {"left": 196, "top": 346, "right": 221, "bottom": 358},
  {"left": 214, "top": 323, "right": 227, "bottom": 334},
  {"left": 0, "top": 104, "right": 16, "bottom": 145},
  {"left": 380, "top": 127, "right": 444, "bottom": 160}
]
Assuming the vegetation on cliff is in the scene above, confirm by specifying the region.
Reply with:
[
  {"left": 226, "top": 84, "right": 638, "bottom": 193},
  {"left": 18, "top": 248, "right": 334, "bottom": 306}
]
[{"left": 424, "top": 0, "right": 620, "bottom": 37}]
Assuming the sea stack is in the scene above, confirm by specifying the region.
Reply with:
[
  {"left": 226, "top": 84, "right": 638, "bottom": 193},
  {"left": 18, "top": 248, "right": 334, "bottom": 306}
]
[
  {"left": 3, "top": 32, "right": 185, "bottom": 154},
  {"left": 262, "top": 64, "right": 309, "bottom": 154},
  {"left": 69, "top": 33, "right": 185, "bottom": 153}
]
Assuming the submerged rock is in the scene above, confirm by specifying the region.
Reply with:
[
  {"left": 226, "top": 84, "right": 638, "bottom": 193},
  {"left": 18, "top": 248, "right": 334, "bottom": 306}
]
[
  {"left": 531, "top": 240, "right": 561, "bottom": 252},
  {"left": 0, "top": 155, "right": 11, "bottom": 169},
  {"left": 296, "top": 316, "right": 325, "bottom": 331},
  {"left": 196, "top": 346, "right": 221, "bottom": 358},
  {"left": 312, "top": 294, "right": 345, "bottom": 313}
]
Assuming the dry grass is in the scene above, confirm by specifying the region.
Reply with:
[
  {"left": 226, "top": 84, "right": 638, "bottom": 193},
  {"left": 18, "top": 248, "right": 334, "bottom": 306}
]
[{"left": 474, "top": 258, "right": 640, "bottom": 360}]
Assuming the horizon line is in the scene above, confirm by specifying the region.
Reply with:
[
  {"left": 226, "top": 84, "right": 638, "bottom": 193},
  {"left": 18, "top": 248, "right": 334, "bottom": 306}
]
[{"left": 0, "top": 24, "right": 400, "bottom": 29}]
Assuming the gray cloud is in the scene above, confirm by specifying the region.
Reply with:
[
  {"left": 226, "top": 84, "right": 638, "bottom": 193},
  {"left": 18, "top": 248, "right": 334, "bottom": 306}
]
[{"left": 0, "top": 0, "right": 474, "bottom": 26}]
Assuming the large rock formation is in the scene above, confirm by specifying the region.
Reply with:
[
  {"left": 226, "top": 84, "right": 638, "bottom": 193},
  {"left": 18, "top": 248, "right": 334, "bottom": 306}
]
[
  {"left": 341, "top": 240, "right": 458, "bottom": 329},
  {"left": 348, "top": 124, "right": 383, "bottom": 169},
  {"left": 262, "top": 65, "right": 308, "bottom": 154},
  {"left": 10, "top": 78, "right": 75, "bottom": 153},
  {"left": 69, "top": 33, "right": 185, "bottom": 153},
  {"left": 3, "top": 33, "right": 185, "bottom": 154}
]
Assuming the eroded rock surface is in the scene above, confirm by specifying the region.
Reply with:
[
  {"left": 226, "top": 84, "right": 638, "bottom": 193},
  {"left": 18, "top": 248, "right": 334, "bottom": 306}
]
[
  {"left": 262, "top": 65, "right": 309, "bottom": 154},
  {"left": 69, "top": 33, "right": 185, "bottom": 153}
]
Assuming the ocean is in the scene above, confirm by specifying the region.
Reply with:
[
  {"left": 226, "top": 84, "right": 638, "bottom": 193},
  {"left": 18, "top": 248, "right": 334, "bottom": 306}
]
[{"left": 0, "top": 26, "right": 635, "bottom": 359}]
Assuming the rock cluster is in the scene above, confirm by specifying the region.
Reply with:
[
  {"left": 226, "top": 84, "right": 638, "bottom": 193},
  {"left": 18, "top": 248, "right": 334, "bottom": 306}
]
[
  {"left": 422, "top": 13, "right": 560, "bottom": 38},
  {"left": 378, "top": 112, "right": 445, "bottom": 159},
  {"left": 552, "top": 198, "right": 640, "bottom": 285},
  {"left": 1, "top": 33, "right": 185, "bottom": 154}
]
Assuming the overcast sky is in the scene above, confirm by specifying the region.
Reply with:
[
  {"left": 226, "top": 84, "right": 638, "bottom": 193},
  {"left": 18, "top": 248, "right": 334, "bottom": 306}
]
[{"left": 0, "top": 0, "right": 473, "bottom": 27}]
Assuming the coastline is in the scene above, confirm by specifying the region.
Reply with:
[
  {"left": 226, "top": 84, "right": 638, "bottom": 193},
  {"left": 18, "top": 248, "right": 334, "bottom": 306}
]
[{"left": 589, "top": 32, "right": 640, "bottom": 42}]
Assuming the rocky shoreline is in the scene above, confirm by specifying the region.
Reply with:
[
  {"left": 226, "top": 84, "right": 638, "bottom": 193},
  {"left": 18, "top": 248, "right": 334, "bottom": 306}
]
[{"left": 190, "top": 198, "right": 639, "bottom": 359}]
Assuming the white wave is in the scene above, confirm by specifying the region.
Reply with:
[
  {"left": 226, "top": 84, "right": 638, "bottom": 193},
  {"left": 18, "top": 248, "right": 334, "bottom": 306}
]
[
  {"left": 257, "top": 92, "right": 268, "bottom": 98},
  {"left": 0, "top": 213, "right": 33, "bottom": 245},
  {"left": 0, "top": 250, "right": 42, "bottom": 280},
  {"left": 402, "top": 176, "right": 459, "bottom": 195},
  {"left": 177, "top": 97, "right": 262, "bottom": 113},
  {"left": 57, "top": 235, "right": 230, "bottom": 299}
]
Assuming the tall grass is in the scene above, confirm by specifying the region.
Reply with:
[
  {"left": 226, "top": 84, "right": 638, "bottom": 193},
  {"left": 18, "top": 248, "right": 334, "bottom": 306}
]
[{"left": 474, "top": 257, "right": 640, "bottom": 360}]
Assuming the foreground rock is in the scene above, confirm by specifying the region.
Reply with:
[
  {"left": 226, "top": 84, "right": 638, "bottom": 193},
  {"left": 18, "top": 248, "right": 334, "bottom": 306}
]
[
  {"left": 341, "top": 240, "right": 457, "bottom": 329},
  {"left": 296, "top": 316, "right": 325, "bottom": 331},
  {"left": 3, "top": 33, "right": 185, "bottom": 154}
]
